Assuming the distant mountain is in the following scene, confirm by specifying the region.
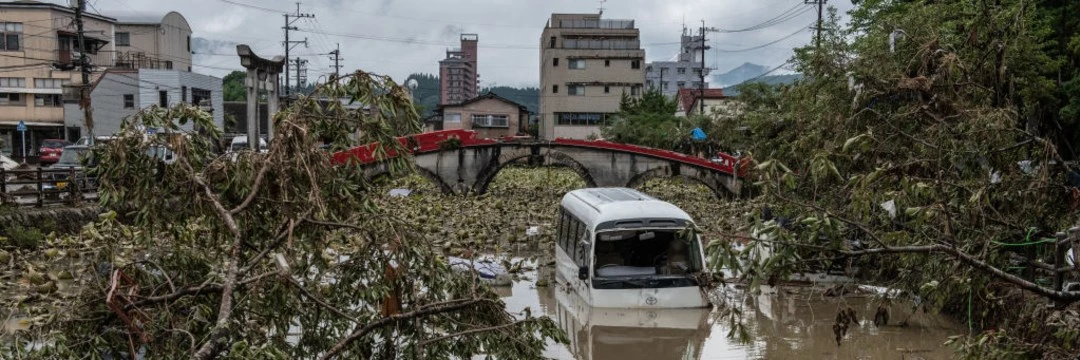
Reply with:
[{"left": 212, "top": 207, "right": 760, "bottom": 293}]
[
  {"left": 712, "top": 63, "right": 769, "bottom": 88},
  {"left": 722, "top": 74, "right": 802, "bottom": 96}
]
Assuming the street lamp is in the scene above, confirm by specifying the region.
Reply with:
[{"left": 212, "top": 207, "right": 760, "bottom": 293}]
[{"left": 236, "top": 45, "right": 285, "bottom": 150}]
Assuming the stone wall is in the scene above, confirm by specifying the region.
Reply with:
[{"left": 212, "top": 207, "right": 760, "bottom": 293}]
[{"left": 0, "top": 206, "right": 104, "bottom": 235}]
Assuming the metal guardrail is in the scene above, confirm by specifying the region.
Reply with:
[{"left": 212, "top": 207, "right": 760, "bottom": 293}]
[{"left": 0, "top": 168, "right": 98, "bottom": 208}]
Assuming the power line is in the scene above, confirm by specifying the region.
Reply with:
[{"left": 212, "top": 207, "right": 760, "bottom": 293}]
[
  {"left": 294, "top": 27, "right": 534, "bottom": 50},
  {"left": 713, "top": 23, "right": 813, "bottom": 53},
  {"left": 216, "top": 0, "right": 285, "bottom": 13}
]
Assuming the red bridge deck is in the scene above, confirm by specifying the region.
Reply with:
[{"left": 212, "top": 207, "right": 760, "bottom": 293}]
[{"left": 331, "top": 129, "right": 748, "bottom": 177}]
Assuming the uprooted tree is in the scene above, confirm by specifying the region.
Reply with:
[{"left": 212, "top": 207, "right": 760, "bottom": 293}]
[
  {"left": 711, "top": 2, "right": 1080, "bottom": 358},
  {"left": 4, "top": 71, "right": 564, "bottom": 359}
]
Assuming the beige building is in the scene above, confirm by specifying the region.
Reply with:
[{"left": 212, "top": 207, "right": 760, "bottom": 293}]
[
  {"left": 539, "top": 13, "right": 645, "bottom": 140},
  {"left": 426, "top": 92, "right": 529, "bottom": 139},
  {"left": 114, "top": 11, "right": 192, "bottom": 72},
  {"left": 0, "top": 1, "right": 192, "bottom": 159}
]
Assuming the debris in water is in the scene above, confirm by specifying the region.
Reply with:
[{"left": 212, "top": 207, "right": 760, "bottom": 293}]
[{"left": 449, "top": 256, "right": 511, "bottom": 286}]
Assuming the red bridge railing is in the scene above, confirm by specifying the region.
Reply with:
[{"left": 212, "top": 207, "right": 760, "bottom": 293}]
[{"left": 331, "top": 129, "right": 748, "bottom": 177}]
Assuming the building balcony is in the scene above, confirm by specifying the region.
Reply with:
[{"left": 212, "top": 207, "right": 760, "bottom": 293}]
[{"left": 555, "top": 19, "right": 634, "bottom": 29}]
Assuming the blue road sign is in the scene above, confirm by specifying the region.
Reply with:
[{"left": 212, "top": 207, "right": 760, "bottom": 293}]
[{"left": 16, "top": 120, "right": 26, "bottom": 132}]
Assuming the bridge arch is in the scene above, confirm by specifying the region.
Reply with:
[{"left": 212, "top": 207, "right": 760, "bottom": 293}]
[
  {"left": 626, "top": 165, "right": 736, "bottom": 199},
  {"left": 473, "top": 146, "right": 597, "bottom": 195},
  {"left": 365, "top": 165, "right": 453, "bottom": 194}
]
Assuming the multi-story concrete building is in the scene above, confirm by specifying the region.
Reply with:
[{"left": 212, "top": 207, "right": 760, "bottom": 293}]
[
  {"left": 438, "top": 34, "right": 478, "bottom": 105},
  {"left": 0, "top": 2, "right": 196, "bottom": 158},
  {"left": 646, "top": 28, "right": 707, "bottom": 98},
  {"left": 539, "top": 13, "right": 645, "bottom": 140}
]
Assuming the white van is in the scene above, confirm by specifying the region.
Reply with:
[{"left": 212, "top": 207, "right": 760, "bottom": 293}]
[
  {"left": 229, "top": 136, "right": 268, "bottom": 153},
  {"left": 555, "top": 188, "right": 711, "bottom": 308}
]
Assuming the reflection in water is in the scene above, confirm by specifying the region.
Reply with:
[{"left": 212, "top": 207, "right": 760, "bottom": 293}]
[{"left": 502, "top": 268, "right": 960, "bottom": 360}]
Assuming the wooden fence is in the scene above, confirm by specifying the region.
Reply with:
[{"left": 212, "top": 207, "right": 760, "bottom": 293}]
[{"left": 0, "top": 168, "right": 97, "bottom": 208}]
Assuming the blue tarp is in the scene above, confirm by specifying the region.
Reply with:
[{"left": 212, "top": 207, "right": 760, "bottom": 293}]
[{"left": 691, "top": 128, "right": 707, "bottom": 141}]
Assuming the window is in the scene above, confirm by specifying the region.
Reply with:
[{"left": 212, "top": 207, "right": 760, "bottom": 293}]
[
  {"left": 33, "top": 78, "right": 69, "bottom": 88},
  {"left": 556, "top": 112, "right": 610, "bottom": 126},
  {"left": 604, "top": 85, "right": 610, "bottom": 94},
  {"left": 568, "top": 85, "right": 585, "bottom": 96},
  {"left": 192, "top": 88, "right": 211, "bottom": 106},
  {"left": 631, "top": 85, "right": 642, "bottom": 96},
  {"left": 662, "top": 82, "right": 669, "bottom": 90},
  {"left": 568, "top": 59, "right": 586, "bottom": 69},
  {"left": 0, "top": 77, "right": 25, "bottom": 87},
  {"left": 631, "top": 60, "right": 641, "bottom": 69},
  {"left": 677, "top": 81, "right": 686, "bottom": 88},
  {"left": 182, "top": 86, "right": 187, "bottom": 103},
  {"left": 444, "top": 112, "right": 461, "bottom": 123},
  {"left": 187, "top": 36, "right": 191, "bottom": 52},
  {"left": 165, "top": 61, "right": 173, "bottom": 70},
  {"left": 552, "top": 57, "right": 559, "bottom": 67},
  {"left": 158, "top": 91, "right": 167, "bottom": 107},
  {"left": 123, "top": 94, "right": 135, "bottom": 108},
  {"left": 605, "top": 59, "right": 611, "bottom": 67},
  {"left": 34, "top": 94, "right": 61, "bottom": 107},
  {"left": 471, "top": 114, "right": 509, "bottom": 128},
  {"left": 0, "top": 22, "right": 23, "bottom": 51},
  {"left": 115, "top": 32, "right": 130, "bottom": 46},
  {"left": 0, "top": 93, "right": 23, "bottom": 106},
  {"left": 549, "top": 36, "right": 556, "bottom": 48},
  {"left": 646, "top": 65, "right": 652, "bottom": 72},
  {"left": 552, "top": 85, "right": 558, "bottom": 94},
  {"left": 677, "top": 67, "right": 686, "bottom": 74}
]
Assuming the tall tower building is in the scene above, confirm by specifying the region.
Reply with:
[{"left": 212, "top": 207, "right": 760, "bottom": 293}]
[{"left": 439, "top": 34, "right": 479, "bottom": 105}]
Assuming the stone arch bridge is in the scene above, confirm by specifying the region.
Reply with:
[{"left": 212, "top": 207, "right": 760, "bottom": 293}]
[{"left": 331, "top": 129, "right": 748, "bottom": 198}]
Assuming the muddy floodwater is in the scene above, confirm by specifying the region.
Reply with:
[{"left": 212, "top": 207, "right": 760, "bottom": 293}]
[{"left": 498, "top": 269, "right": 960, "bottom": 360}]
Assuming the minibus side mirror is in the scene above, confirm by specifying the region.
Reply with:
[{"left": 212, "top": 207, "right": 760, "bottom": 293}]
[{"left": 578, "top": 266, "right": 589, "bottom": 280}]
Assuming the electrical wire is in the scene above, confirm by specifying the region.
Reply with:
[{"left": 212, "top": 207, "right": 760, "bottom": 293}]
[{"left": 713, "top": 24, "right": 813, "bottom": 53}]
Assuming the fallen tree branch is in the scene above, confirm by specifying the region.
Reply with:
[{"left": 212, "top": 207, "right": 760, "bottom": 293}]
[
  {"left": 286, "top": 276, "right": 359, "bottom": 324},
  {"left": 229, "top": 160, "right": 272, "bottom": 215},
  {"left": 320, "top": 299, "right": 492, "bottom": 360},
  {"left": 417, "top": 319, "right": 533, "bottom": 347}
]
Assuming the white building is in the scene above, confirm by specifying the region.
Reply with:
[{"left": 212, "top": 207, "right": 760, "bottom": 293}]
[
  {"left": 645, "top": 28, "right": 708, "bottom": 98},
  {"left": 63, "top": 69, "right": 223, "bottom": 137}
]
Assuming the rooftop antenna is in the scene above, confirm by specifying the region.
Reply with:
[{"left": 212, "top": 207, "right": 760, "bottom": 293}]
[{"left": 598, "top": 0, "right": 606, "bottom": 15}]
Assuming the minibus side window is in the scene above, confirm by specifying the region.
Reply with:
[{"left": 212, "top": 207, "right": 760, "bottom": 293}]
[
  {"left": 557, "top": 209, "right": 567, "bottom": 251},
  {"left": 569, "top": 215, "right": 578, "bottom": 264}
]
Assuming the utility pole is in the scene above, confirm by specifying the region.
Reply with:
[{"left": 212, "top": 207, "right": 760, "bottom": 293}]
[
  {"left": 328, "top": 43, "right": 343, "bottom": 79},
  {"left": 699, "top": 21, "right": 716, "bottom": 115},
  {"left": 283, "top": 2, "right": 313, "bottom": 96},
  {"left": 74, "top": 0, "right": 93, "bottom": 145},
  {"left": 805, "top": 0, "right": 827, "bottom": 49}
]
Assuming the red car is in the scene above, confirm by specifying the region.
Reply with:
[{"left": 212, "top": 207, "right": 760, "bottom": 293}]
[{"left": 38, "top": 139, "right": 72, "bottom": 165}]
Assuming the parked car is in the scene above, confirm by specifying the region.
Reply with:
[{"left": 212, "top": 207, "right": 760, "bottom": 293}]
[
  {"left": 45, "top": 145, "right": 95, "bottom": 192},
  {"left": 38, "top": 139, "right": 72, "bottom": 165}
]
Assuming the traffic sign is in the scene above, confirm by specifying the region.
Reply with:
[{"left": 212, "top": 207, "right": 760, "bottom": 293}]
[{"left": 16, "top": 120, "right": 26, "bottom": 132}]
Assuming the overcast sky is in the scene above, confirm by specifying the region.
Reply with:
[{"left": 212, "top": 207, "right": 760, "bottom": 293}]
[{"left": 53, "top": 0, "right": 853, "bottom": 87}]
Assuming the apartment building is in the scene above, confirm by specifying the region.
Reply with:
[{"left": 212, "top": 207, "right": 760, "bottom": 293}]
[
  {"left": 646, "top": 28, "right": 707, "bottom": 98},
  {"left": 0, "top": 1, "right": 196, "bottom": 158},
  {"left": 438, "top": 34, "right": 478, "bottom": 105},
  {"left": 539, "top": 13, "right": 645, "bottom": 140}
]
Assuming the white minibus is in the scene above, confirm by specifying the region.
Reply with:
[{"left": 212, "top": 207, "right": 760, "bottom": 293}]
[{"left": 555, "top": 187, "right": 711, "bottom": 308}]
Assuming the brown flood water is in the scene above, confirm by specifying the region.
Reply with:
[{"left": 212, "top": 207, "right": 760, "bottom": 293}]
[{"left": 499, "top": 269, "right": 961, "bottom": 360}]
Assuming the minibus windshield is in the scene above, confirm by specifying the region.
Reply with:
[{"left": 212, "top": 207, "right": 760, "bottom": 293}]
[{"left": 593, "top": 228, "right": 702, "bottom": 278}]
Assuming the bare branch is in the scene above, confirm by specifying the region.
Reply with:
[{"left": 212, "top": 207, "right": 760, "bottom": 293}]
[
  {"left": 229, "top": 160, "right": 272, "bottom": 215},
  {"left": 286, "top": 276, "right": 359, "bottom": 324}
]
